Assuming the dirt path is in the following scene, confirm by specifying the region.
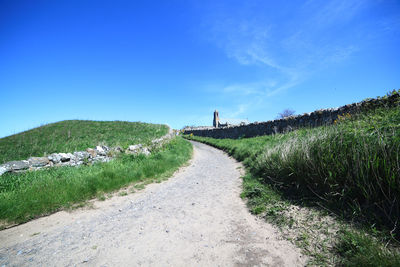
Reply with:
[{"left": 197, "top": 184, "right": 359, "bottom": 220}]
[{"left": 0, "top": 141, "right": 306, "bottom": 266}]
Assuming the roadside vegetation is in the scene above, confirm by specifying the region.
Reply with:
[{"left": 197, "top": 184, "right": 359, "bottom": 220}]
[
  {"left": 185, "top": 93, "right": 400, "bottom": 266},
  {"left": 0, "top": 137, "right": 192, "bottom": 226},
  {"left": 0, "top": 120, "right": 168, "bottom": 164}
]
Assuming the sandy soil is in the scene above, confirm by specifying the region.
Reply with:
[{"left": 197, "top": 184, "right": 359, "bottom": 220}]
[{"left": 0, "top": 141, "right": 306, "bottom": 266}]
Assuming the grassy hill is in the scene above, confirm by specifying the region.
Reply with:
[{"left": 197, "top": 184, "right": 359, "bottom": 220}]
[
  {"left": 0, "top": 120, "right": 192, "bottom": 226},
  {"left": 0, "top": 120, "right": 168, "bottom": 164},
  {"left": 186, "top": 104, "right": 400, "bottom": 266}
]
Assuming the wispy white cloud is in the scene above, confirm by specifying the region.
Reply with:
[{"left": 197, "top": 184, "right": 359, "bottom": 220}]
[
  {"left": 198, "top": 0, "right": 389, "bottom": 118},
  {"left": 222, "top": 81, "right": 276, "bottom": 96},
  {"left": 210, "top": 20, "right": 306, "bottom": 100},
  {"left": 307, "top": 0, "right": 366, "bottom": 27},
  {"left": 229, "top": 103, "right": 249, "bottom": 118}
]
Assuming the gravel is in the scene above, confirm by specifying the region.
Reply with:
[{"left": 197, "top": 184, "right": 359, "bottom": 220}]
[{"left": 0, "top": 141, "right": 306, "bottom": 266}]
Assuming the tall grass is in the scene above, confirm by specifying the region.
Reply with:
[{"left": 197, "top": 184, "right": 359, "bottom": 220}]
[
  {"left": 186, "top": 106, "right": 400, "bottom": 265},
  {"left": 255, "top": 107, "right": 399, "bottom": 233},
  {"left": 336, "top": 230, "right": 400, "bottom": 267},
  {"left": 0, "top": 137, "right": 192, "bottom": 225},
  {"left": 187, "top": 106, "right": 400, "bottom": 236},
  {"left": 0, "top": 120, "right": 168, "bottom": 164}
]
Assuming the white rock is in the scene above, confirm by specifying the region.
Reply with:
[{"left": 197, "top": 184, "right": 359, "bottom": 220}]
[
  {"left": 48, "top": 154, "right": 62, "bottom": 163},
  {"left": 59, "top": 153, "right": 72, "bottom": 162},
  {"left": 28, "top": 157, "right": 50, "bottom": 167},
  {"left": 128, "top": 144, "right": 142, "bottom": 151},
  {"left": 8, "top": 160, "right": 30, "bottom": 171},
  {"left": 0, "top": 165, "right": 9, "bottom": 176},
  {"left": 74, "top": 151, "right": 90, "bottom": 161},
  {"left": 141, "top": 147, "right": 151, "bottom": 156},
  {"left": 95, "top": 146, "right": 107, "bottom": 156}
]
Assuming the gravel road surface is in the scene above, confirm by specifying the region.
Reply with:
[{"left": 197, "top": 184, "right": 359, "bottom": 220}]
[{"left": 0, "top": 141, "right": 306, "bottom": 266}]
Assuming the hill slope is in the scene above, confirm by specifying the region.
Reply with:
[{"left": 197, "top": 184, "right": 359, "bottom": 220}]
[{"left": 0, "top": 120, "right": 168, "bottom": 164}]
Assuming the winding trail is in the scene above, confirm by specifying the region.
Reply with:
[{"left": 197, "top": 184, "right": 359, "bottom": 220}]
[{"left": 0, "top": 141, "right": 306, "bottom": 266}]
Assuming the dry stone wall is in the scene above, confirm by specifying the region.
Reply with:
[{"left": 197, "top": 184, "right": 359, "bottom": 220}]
[
  {"left": 184, "top": 93, "right": 400, "bottom": 139},
  {"left": 0, "top": 129, "right": 176, "bottom": 176}
]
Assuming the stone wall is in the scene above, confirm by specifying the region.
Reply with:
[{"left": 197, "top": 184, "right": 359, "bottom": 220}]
[
  {"left": 0, "top": 128, "right": 176, "bottom": 176},
  {"left": 184, "top": 92, "right": 399, "bottom": 139}
]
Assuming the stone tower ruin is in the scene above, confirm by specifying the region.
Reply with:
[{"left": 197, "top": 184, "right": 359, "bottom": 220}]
[{"left": 213, "top": 110, "right": 219, "bottom": 128}]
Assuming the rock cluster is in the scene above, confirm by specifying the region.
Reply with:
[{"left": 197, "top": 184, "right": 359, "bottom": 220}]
[
  {"left": 0, "top": 129, "right": 176, "bottom": 176},
  {"left": 184, "top": 92, "right": 400, "bottom": 139},
  {"left": 127, "top": 144, "right": 150, "bottom": 156}
]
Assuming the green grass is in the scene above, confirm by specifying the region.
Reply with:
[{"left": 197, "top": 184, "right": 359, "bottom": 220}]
[
  {"left": 0, "top": 137, "right": 192, "bottom": 225},
  {"left": 336, "top": 230, "right": 400, "bottom": 267},
  {"left": 187, "top": 106, "right": 400, "bottom": 235},
  {"left": 0, "top": 120, "right": 168, "bottom": 164},
  {"left": 185, "top": 105, "right": 400, "bottom": 265}
]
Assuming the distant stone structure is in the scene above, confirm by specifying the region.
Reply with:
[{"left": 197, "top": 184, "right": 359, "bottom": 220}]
[
  {"left": 218, "top": 118, "right": 249, "bottom": 127},
  {"left": 213, "top": 110, "right": 219, "bottom": 128},
  {"left": 212, "top": 110, "right": 249, "bottom": 128},
  {"left": 184, "top": 93, "right": 400, "bottom": 139}
]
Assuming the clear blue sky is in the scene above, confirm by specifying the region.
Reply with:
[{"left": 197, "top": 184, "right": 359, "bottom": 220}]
[{"left": 1, "top": 0, "right": 399, "bottom": 137}]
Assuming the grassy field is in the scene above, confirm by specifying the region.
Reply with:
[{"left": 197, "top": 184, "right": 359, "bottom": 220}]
[
  {"left": 0, "top": 137, "right": 192, "bottom": 226},
  {"left": 185, "top": 104, "right": 400, "bottom": 266},
  {"left": 0, "top": 120, "right": 168, "bottom": 164}
]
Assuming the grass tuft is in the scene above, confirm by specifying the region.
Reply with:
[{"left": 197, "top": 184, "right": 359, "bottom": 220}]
[{"left": 336, "top": 230, "right": 400, "bottom": 266}]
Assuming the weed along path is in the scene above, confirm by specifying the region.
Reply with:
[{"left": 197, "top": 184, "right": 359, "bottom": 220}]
[{"left": 0, "top": 141, "right": 306, "bottom": 266}]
